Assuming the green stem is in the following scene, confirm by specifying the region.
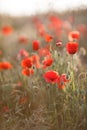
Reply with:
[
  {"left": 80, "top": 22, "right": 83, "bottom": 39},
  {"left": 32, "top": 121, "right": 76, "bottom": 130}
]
[{"left": 71, "top": 55, "right": 75, "bottom": 91}]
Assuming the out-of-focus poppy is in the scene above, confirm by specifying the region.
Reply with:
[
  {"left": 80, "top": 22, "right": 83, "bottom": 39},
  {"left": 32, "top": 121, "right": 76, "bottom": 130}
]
[
  {"left": 43, "top": 70, "right": 59, "bottom": 83},
  {"left": 44, "top": 33, "right": 53, "bottom": 42},
  {"left": 42, "top": 57, "right": 53, "bottom": 68},
  {"left": 30, "top": 54, "right": 41, "bottom": 69},
  {"left": 1, "top": 25, "right": 13, "bottom": 35},
  {"left": 30, "top": 54, "right": 40, "bottom": 62},
  {"left": 37, "top": 23, "right": 45, "bottom": 36},
  {"left": 21, "top": 58, "right": 32, "bottom": 68},
  {"left": 33, "top": 17, "right": 46, "bottom": 37},
  {"left": 38, "top": 47, "right": 51, "bottom": 57},
  {"left": 0, "top": 62, "right": 12, "bottom": 70},
  {"left": 19, "top": 36, "right": 28, "bottom": 44},
  {"left": 22, "top": 68, "right": 34, "bottom": 76},
  {"left": 66, "top": 41, "right": 78, "bottom": 54},
  {"left": 17, "top": 49, "right": 29, "bottom": 59},
  {"left": 32, "top": 40, "right": 40, "bottom": 51},
  {"left": 56, "top": 40, "right": 62, "bottom": 47},
  {"left": 49, "top": 15, "right": 63, "bottom": 29},
  {"left": 57, "top": 74, "right": 70, "bottom": 89},
  {"left": 68, "top": 31, "right": 80, "bottom": 41}
]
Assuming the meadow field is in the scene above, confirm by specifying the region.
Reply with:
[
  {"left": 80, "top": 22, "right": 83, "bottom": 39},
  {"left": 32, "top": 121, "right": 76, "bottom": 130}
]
[{"left": 0, "top": 8, "right": 87, "bottom": 130}]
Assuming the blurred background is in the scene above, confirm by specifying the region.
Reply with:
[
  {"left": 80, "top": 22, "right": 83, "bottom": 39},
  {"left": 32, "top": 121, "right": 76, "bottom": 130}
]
[{"left": 0, "top": 0, "right": 87, "bottom": 16}]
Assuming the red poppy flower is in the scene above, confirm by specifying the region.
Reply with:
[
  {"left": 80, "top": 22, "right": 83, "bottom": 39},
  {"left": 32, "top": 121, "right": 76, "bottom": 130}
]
[
  {"left": 30, "top": 54, "right": 41, "bottom": 69},
  {"left": 57, "top": 74, "right": 70, "bottom": 89},
  {"left": 17, "top": 49, "right": 29, "bottom": 59},
  {"left": 38, "top": 47, "right": 51, "bottom": 57},
  {"left": 44, "top": 33, "right": 53, "bottom": 42},
  {"left": 56, "top": 40, "right": 62, "bottom": 47},
  {"left": 66, "top": 42, "right": 78, "bottom": 54},
  {"left": 30, "top": 54, "right": 40, "bottom": 62},
  {"left": 22, "top": 69, "right": 34, "bottom": 76},
  {"left": 38, "top": 27, "right": 45, "bottom": 36},
  {"left": 21, "top": 58, "right": 32, "bottom": 68},
  {"left": 32, "top": 40, "right": 40, "bottom": 51},
  {"left": 34, "top": 19, "right": 45, "bottom": 36},
  {"left": 43, "top": 70, "right": 59, "bottom": 83},
  {"left": 0, "top": 62, "right": 12, "bottom": 70},
  {"left": 1, "top": 25, "right": 13, "bottom": 35},
  {"left": 49, "top": 15, "right": 63, "bottom": 29},
  {"left": 35, "top": 62, "right": 42, "bottom": 69},
  {"left": 42, "top": 57, "right": 53, "bottom": 68},
  {"left": 57, "top": 74, "right": 70, "bottom": 83},
  {"left": 68, "top": 31, "right": 80, "bottom": 41}
]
